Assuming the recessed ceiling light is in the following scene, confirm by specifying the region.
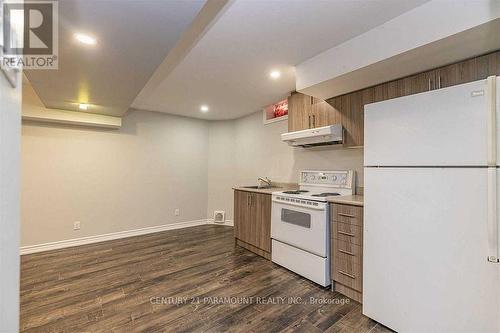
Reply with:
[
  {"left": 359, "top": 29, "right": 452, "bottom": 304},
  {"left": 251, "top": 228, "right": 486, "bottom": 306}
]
[
  {"left": 74, "top": 33, "right": 96, "bottom": 45},
  {"left": 200, "top": 105, "right": 209, "bottom": 112},
  {"left": 270, "top": 70, "right": 281, "bottom": 79},
  {"left": 79, "top": 103, "right": 90, "bottom": 110}
]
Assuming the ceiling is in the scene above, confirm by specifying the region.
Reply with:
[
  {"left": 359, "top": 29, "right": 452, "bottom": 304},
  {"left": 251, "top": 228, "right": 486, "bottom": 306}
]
[
  {"left": 25, "top": 0, "right": 207, "bottom": 116},
  {"left": 26, "top": 0, "right": 428, "bottom": 120},
  {"left": 131, "top": 0, "right": 428, "bottom": 120}
]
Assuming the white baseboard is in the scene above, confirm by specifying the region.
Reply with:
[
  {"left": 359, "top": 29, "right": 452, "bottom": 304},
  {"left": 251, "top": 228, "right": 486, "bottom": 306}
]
[
  {"left": 207, "top": 219, "right": 234, "bottom": 226},
  {"left": 20, "top": 219, "right": 211, "bottom": 255}
]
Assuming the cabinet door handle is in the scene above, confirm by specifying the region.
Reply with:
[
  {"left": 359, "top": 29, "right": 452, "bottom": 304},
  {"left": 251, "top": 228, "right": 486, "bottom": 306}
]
[
  {"left": 338, "top": 213, "right": 356, "bottom": 218},
  {"left": 312, "top": 115, "right": 316, "bottom": 127},
  {"left": 338, "top": 230, "right": 355, "bottom": 237},
  {"left": 338, "top": 270, "right": 356, "bottom": 279},
  {"left": 308, "top": 115, "right": 311, "bottom": 128},
  {"left": 339, "top": 249, "right": 355, "bottom": 256}
]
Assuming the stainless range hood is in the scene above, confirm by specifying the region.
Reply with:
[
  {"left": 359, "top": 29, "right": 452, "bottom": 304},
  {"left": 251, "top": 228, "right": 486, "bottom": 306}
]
[{"left": 281, "top": 124, "right": 343, "bottom": 147}]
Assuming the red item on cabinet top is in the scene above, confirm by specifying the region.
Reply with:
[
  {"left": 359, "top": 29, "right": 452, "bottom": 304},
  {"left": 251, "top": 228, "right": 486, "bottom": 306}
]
[{"left": 273, "top": 100, "right": 288, "bottom": 118}]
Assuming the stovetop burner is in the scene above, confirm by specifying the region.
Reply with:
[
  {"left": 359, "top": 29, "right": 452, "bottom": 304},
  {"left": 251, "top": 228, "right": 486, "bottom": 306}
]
[
  {"left": 311, "top": 192, "right": 341, "bottom": 197},
  {"left": 282, "top": 190, "right": 309, "bottom": 194}
]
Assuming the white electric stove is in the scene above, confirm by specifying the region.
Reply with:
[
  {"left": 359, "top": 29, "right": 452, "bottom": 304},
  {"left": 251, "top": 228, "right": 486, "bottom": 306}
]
[{"left": 271, "top": 170, "right": 355, "bottom": 286}]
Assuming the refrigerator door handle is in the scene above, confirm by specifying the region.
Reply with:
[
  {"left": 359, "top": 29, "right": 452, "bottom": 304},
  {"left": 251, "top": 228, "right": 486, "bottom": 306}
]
[
  {"left": 486, "top": 76, "right": 499, "bottom": 263},
  {"left": 487, "top": 76, "right": 497, "bottom": 166},
  {"left": 487, "top": 168, "right": 500, "bottom": 263}
]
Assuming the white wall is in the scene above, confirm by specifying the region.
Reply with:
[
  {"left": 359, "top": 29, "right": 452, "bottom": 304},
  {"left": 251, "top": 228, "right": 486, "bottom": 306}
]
[
  {"left": 207, "top": 120, "right": 236, "bottom": 220},
  {"left": 0, "top": 72, "right": 21, "bottom": 330},
  {"left": 22, "top": 104, "right": 363, "bottom": 244},
  {"left": 207, "top": 111, "right": 364, "bottom": 220},
  {"left": 21, "top": 110, "right": 209, "bottom": 246}
]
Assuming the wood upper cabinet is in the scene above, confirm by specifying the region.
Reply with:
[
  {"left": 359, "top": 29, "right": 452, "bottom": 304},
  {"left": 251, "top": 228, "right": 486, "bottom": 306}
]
[
  {"left": 312, "top": 98, "right": 341, "bottom": 128},
  {"left": 325, "top": 90, "right": 368, "bottom": 147},
  {"left": 325, "top": 50, "right": 500, "bottom": 148},
  {"left": 288, "top": 92, "right": 341, "bottom": 132},
  {"left": 421, "top": 54, "right": 497, "bottom": 92},
  {"left": 287, "top": 92, "right": 312, "bottom": 132},
  {"left": 234, "top": 190, "right": 271, "bottom": 256},
  {"left": 402, "top": 70, "right": 438, "bottom": 96},
  {"left": 476, "top": 52, "right": 499, "bottom": 78},
  {"left": 293, "top": 50, "right": 500, "bottom": 148},
  {"left": 436, "top": 58, "right": 477, "bottom": 89}
]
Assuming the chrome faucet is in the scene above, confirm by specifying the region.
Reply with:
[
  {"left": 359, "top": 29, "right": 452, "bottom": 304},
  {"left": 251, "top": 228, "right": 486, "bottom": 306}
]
[{"left": 258, "top": 177, "right": 272, "bottom": 188}]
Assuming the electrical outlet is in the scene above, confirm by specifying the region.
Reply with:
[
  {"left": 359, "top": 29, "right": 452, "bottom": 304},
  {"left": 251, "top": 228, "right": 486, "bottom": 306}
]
[
  {"left": 73, "top": 221, "right": 81, "bottom": 230},
  {"left": 174, "top": 209, "right": 180, "bottom": 216}
]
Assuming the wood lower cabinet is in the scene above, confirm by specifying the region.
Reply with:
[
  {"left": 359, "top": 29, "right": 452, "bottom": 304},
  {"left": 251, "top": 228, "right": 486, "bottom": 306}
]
[
  {"left": 234, "top": 190, "right": 271, "bottom": 259},
  {"left": 330, "top": 203, "right": 363, "bottom": 303},
  {"left": 254, "top": 192, "right": 272, "bottom": 252},
  {"left": 234, "top": 190, "right": 253, "bottom": 243}
]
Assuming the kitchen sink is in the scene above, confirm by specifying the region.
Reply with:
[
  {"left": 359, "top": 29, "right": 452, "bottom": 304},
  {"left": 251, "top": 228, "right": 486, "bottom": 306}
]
[{"left": 242, "top": 185, "right": 279, "bottom": 189}]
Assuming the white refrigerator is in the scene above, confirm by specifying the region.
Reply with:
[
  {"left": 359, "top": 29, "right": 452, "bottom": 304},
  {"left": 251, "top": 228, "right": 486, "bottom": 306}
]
[{"left": 363, "top": 76, "right": 500, "bottom": 332}]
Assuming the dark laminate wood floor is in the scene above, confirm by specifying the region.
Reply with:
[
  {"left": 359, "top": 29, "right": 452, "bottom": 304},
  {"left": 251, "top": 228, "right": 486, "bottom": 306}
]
[{"left": 21, "top": 225, "right": 392, "bottom": 333}]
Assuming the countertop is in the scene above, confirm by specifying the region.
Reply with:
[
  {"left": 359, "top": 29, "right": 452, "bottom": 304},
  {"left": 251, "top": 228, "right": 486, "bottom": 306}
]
[
  {"left": 233, "top": 183, "right": 298, "bottom": 195},
  {"left": 326, "top": 195, "right": 364, "bottom": 206},
  {"left": 234, "top": 185, "right": 364, "bottom": 206},
  {"left": 233, "top": 183, "right": 364, "bottom": 206}
]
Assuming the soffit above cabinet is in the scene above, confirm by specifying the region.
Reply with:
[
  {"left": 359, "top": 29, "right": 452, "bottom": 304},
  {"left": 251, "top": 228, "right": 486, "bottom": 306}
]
[{"left": 296, "top": 1, "right": 500, "bottom": 100}]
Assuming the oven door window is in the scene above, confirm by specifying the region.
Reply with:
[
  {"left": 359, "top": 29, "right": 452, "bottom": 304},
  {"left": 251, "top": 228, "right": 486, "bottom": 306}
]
[{"left": 281, "top": 208, "right": 311, "bottom": 228}]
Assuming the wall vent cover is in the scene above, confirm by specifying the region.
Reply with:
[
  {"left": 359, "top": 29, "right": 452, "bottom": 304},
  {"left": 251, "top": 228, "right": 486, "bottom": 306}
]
[{"left": 213, "top": 211, "right": 225, "bottom": 223}]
